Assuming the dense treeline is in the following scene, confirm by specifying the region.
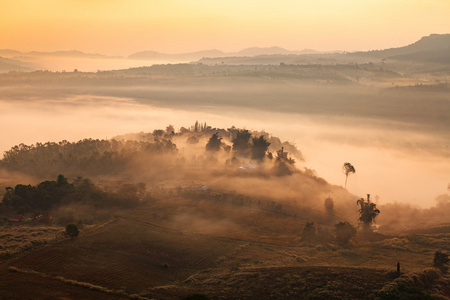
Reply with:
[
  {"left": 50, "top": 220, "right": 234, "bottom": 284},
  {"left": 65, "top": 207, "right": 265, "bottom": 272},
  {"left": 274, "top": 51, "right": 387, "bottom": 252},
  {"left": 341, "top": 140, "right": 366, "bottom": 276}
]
[
  {"left": 0, "top": 123, "right": 304, "bottom": 179},
  {"left": 1, "top": 138, "right": 177, "bottom": 177},
  {"left": 1, "top": 174, "right": 147, "bottom": 214}
]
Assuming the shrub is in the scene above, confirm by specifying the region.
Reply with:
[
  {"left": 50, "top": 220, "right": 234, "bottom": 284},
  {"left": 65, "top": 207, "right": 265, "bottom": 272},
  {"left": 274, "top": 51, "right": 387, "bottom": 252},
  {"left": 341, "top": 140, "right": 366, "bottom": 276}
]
[
  {"left": 335, "top": 221, "right": 356, "bottom": 245},
  {"left": 433, "top": 251, "right": 449, "bottom": 273},
  {"left": 301, "top": 222, "right": 316, "bottom": 243},
  {"left": 65, "top": 223, "right": 79, "bottom": 239},
  {"left": 182, "top": 294, "right": 211, "bottom": 300}
]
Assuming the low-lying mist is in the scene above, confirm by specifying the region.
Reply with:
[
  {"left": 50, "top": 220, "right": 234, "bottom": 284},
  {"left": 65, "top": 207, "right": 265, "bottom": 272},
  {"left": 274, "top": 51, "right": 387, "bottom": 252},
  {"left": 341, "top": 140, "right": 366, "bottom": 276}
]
[
  {"left": 1, "top": 121, "right": 449, "bottom": 234},
  {"left": 0, "top": 70, "right": 448, "bottom": 212}
]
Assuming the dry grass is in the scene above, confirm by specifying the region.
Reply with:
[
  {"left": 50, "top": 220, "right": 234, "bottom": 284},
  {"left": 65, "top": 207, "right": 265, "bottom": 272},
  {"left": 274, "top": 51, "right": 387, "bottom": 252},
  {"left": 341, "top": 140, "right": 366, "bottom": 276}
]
[
  {"left": 7, "top": 266, "right": 151, "bottom": 299},
  {"left": 0, "top": 225, "right": 64, "bottom": 259},
  {"left": 2, "top": 197, "right": 449, "bottom": 299}
]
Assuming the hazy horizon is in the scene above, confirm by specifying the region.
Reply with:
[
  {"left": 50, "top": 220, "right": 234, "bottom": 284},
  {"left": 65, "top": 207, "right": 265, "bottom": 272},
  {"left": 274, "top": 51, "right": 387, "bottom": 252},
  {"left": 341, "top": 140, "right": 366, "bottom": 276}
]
[
  {"left": 1, "top": 78, "right": 448, "bottom": 209},
  {"left": 1, "top": 1, "right": 449, "bottom": 56}
]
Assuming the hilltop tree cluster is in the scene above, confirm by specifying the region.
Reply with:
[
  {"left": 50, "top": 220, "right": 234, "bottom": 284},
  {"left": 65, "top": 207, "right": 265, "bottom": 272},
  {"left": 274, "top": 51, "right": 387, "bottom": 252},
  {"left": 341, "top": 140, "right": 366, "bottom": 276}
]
[{"left": 0, "top": 123, "right": 304, "bottom": 180}]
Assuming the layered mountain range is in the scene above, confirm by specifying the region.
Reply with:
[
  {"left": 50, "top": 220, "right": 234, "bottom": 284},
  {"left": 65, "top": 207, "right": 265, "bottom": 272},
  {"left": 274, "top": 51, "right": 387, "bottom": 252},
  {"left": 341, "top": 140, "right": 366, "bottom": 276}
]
[{"left": 0, "top": 34, "right": 448, "bottom": 72}]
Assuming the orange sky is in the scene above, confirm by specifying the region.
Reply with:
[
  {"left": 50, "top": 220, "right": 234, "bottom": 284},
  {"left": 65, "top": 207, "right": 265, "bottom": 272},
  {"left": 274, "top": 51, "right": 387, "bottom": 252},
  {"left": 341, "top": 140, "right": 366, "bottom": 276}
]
[{"left": 1, "top": 0, "right": 449, "bottom": 55}]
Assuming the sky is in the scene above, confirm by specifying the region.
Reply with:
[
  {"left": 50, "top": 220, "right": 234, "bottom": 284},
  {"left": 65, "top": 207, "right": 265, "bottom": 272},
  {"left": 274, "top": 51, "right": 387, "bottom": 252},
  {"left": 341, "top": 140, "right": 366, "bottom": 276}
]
[{"left": 1, "top": 0, "right": 449, "bottom": 56}]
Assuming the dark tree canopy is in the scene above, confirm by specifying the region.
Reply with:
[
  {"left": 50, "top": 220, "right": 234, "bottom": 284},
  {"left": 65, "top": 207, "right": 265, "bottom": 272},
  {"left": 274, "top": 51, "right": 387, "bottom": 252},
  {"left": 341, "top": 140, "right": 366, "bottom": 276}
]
[
  {"left": 301, "top": 222, "right": 317, "bottom": 242},
  {"left": 324, "top": 196, "right": 334, "bottom": 214},
  {"left": 153, "top": 129, "right": 165, "bottom": 137},
  {"left": 272, "top": 147, "right": 296, "bottom": 176},
  {"left": 0, "top": 138, "right": 178, "bottom": 178},
  {"left": 205, "top": 133, "right": 222, "bottom": 152},
  {"left": 335, "top": 221, "right": 357, "bottom": 245},
  {"left": 1, "top": 175, "right": 145, "bottom": 214},
  {"left": 433, "top": 251, "right": 449, "bottom": 273},
  {"left": 275, "top": 147, "right": 295, "bottom": 164},
  {"left": 65, "top": 223, "right": 79, "bottom": 239},
  {"left": 166, "top": 124, "right": 175, "bottom": 135},
  {"left": 342, "top": 162, "right": 356, "bottom": 188},
  {"left": 232, "top": 129, "right": 252, "bottom": 157},
  {"left": 251, "top": 135, "right": 271, "bottom": 161},
  {"left": 356, "top": 194, "right": 380, "bottom": 229}
]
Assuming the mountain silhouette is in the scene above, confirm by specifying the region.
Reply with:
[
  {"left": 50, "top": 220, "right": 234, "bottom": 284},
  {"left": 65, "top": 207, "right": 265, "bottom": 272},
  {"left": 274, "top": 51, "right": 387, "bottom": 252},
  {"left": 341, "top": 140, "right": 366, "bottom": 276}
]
[{"left": 350, "top": 34, "right": 450, "bottom": 63}]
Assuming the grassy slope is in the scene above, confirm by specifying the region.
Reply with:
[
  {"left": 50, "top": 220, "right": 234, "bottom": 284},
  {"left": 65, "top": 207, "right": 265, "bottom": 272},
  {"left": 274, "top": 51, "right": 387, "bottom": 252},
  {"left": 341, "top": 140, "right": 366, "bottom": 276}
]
[{"left": 1, "top": 195, "right": 448, "bottom": 299}]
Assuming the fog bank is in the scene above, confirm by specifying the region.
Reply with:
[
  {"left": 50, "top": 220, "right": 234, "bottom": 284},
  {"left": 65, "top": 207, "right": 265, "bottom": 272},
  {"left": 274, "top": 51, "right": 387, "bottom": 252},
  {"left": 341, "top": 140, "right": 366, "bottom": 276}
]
[{"left": 0, "top": 94, "right": 448, "bottom": 208}]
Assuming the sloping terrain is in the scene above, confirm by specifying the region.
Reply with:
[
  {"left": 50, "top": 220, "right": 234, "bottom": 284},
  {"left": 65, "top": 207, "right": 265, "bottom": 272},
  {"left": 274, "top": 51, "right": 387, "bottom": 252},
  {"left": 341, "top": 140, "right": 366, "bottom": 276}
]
[
  {"left": 349, "top": 33, "right": 450, "bottom": 63},
  {"left": 2, "top": 195, "right": 449, "bottom": 299}
]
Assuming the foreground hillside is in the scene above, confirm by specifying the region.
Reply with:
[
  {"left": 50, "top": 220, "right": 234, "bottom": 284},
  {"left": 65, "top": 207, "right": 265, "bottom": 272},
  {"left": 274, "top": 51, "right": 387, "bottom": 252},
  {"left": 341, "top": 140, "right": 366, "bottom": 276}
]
[{"left": 1, "top": 195, "right": 450, "bottom": 299}]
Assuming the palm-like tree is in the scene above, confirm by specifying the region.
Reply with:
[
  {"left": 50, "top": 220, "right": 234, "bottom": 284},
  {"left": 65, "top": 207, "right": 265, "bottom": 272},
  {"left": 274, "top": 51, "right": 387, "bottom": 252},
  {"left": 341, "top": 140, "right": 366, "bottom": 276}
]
[
  {"left": 342, "top": 162, "right": 356, "bottom": 188},
  {"left": 356, "top": 194, "right": 380, "bottom": 230}
]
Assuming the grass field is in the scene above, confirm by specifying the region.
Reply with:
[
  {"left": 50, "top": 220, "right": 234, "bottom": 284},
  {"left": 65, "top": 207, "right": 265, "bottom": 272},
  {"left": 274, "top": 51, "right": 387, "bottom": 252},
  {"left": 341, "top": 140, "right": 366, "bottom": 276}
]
[{"left": 1, "top": 195, "right": 449, "bottom": 299}]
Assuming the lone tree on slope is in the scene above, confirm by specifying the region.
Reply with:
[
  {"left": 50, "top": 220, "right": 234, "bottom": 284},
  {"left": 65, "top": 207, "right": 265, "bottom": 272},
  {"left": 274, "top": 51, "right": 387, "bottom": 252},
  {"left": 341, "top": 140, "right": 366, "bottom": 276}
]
[
  {"left": 356, "top": 194, "right": 380, "bottom": 231},
  {"left": 335, "top": 221, "right": 357, "bottom": 245},
  {"left": 301, "top": 222, "right": 317, "bottom": 243},
  {"left": 342, "top": 162, "right": 356, "bottom": 188},
  {"left": 65, "top": 223, "right": 80, "bottom": 239}
]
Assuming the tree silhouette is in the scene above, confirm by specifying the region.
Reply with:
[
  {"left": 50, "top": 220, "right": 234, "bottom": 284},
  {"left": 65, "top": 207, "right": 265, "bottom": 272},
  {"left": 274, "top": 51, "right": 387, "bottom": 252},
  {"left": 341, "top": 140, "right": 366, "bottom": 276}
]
[
  {"left": 273, "top": 147, "right": 296, "bottom": 175},
  {"left": 324, "top": 196, "right": 334, "bottom": 213},
  {"left": 232, "top": 129, "right": 252, "bottom": 157},
  {"left": 251, "top": 135, "right": 271, "bottom": 161},
  {"left": 301, "top": 222, "right": 316, "bottom": 242},
  {"left": 166, "top": 124, "right": 175, "bottom": 135},
  {"left": 194, "top": 120, "right": 199, "bottom": 132},
  {"left": 335, "top": 221, "right": 356, "bottom": 245},
  {"left": 276, "top": 147, "right": 295, "bottom": 164},
  {"left": 356, "top": 194, "right": 380, "bottom": 231},
  {"left": 65, "top": 223, "right": 79, "bottom": 239},
  {"left": 205, "top": 133, "right": 222, "bottom": 152},
  {"left": 342, "top": 162, "right": 356, "bottom": 188},
  {"left": 153, "top": 129, "right": 164, "bottom": 137},
  {"left": 433, "top": 251, "right": 449, "bottom": 273}
]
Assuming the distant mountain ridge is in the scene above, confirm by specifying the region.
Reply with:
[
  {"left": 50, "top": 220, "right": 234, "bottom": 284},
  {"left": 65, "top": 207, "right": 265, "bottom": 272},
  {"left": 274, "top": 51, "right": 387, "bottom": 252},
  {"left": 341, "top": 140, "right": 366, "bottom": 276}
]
[
  {"left": 129, "top": 34, "right": 450, "bottom": 63},
  {"left": 0, "top": 33, "right": 448, "bottom": 72},
  {"left": 129, "top": 49, "right": 225, "bottom": 61},
  {"left": 0, "top": 57, "right": 33, "bottom": 72},
  {"left": 350, "top": 34, "right": 450, "bottom": 63},
  {"left": 128, "top": 47, "right": 321, "bottom": 61},
  {"left": 0, "top": 49, "right": 108, "bottom": 59},
  {"left": 235, "top": 47, "right": 319, "bottom": 56}
]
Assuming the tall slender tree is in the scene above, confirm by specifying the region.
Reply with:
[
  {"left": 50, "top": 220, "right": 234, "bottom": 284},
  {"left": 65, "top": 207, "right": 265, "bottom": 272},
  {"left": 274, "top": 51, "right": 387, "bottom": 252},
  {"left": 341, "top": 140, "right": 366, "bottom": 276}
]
[{"left": 342, "top": 162, "right": 356, "bottom": 188}]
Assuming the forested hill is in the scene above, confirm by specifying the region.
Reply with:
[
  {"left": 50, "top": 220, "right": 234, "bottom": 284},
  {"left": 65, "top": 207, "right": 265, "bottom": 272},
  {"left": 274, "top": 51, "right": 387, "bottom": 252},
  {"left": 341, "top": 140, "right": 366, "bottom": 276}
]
[{"left": 0, "top": 124, "right": 303, "bottom": 181}]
